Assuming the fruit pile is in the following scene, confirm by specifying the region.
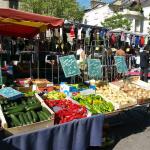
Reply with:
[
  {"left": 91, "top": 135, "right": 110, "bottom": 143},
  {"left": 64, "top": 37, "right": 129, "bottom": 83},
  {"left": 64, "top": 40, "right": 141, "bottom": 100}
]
[
  {"left": 43, "top": 91, "right": 66, "bottom": 100},
  {"left": 44, "top": 99, "right": 87, "bottom": 124},
  {"left": 72, "top": 94, "right": 114, "bottom": 114},
  {"left": 0, "top": 97, "right": 52, "bottom": 127}
]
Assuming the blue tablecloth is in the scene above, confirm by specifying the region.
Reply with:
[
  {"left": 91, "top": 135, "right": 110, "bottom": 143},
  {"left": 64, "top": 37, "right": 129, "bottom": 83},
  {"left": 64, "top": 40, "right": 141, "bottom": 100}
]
[{"left": 1, "top": 114, "right": 104, "bottom": 150}]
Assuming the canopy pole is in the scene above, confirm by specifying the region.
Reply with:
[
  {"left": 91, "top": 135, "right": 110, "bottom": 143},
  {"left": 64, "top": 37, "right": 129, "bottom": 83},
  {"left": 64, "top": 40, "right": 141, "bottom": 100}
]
[{"left": 37, "top": 38, "right": 40, "bottom": 79}]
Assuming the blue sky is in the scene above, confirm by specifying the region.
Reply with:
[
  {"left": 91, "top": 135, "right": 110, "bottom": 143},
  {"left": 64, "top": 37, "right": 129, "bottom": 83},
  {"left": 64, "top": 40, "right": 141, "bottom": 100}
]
[
  {"left": 77, "top": 0, "right": 115, "bottom": 7},
  {"left": 77, "top": 0, "right": 90, "bottom": 7}
]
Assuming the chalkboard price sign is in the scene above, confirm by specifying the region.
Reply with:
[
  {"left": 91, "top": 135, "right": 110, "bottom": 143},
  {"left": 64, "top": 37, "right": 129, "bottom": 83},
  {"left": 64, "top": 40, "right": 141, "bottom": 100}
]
[
  {"left": 59, "top": 55, "right": 81, "bottom": 78},
  {"left": 114, "top": 56, "right": 128, "bottom": 73},
  {"left": 88, "top": 59, "right": 102, "bottom": 79}
]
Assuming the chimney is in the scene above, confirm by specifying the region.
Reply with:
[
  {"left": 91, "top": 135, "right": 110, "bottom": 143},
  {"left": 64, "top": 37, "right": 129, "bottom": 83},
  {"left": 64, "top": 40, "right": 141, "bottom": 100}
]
[{"left": 91, "top": 0, "right": 99, "bottom": 8}]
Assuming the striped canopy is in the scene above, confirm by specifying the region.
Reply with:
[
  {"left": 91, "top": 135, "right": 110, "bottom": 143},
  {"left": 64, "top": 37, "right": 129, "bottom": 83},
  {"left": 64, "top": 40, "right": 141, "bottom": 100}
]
[{"left": 0, "top": 8, "right": 64, "bottom": 38}]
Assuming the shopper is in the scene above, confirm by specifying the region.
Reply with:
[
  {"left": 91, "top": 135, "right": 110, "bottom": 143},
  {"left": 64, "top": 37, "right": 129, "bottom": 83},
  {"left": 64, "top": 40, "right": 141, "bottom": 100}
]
[
  {"left": 140, "top": 46, "right": 149, "bottom": 82},
  {"left": 115, "top": 46, "right": 126, "bottom": 57}
]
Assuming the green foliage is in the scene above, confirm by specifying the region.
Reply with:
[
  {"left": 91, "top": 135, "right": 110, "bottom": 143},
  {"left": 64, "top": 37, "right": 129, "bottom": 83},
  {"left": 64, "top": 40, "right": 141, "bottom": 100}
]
[
  {"left": 20, "top": 0, "right": 84, "bottom": 22},
  {"left": 101, "top": 13, "right": 131, "bottom": 30}
]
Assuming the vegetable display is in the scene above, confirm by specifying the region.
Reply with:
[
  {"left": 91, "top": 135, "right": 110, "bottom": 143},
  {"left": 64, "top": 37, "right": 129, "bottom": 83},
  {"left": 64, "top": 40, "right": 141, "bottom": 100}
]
[
  {"left": 44, "top": 99, "right": 87, "bottom": 124},
  {"left": 0, "top": 97, "right": 52, "bottom": 127},
  {"left": 72, "top": 94, "right": 114, "bottom": 114}
]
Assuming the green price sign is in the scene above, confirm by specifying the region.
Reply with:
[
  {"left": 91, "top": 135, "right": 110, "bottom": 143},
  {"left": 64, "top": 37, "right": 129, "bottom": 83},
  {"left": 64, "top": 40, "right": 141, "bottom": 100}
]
[
  {"left": 59, "top": 55, "right": 81, "bottom": 78},
  {"left": 88, "top": 59, "right": 102, "bottom": 79}
]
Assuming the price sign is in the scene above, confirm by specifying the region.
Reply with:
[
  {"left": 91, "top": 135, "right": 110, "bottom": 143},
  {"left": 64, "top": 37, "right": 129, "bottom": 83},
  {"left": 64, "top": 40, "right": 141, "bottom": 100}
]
[
  {"left": 88, "top": 59, "right": 102, "bottom": 79},
  {"left": 114, "top": 56, "right": 128, "bottom": 73},
  {"left": 59, "top": 55, "right": 81, "bottom": 78}
]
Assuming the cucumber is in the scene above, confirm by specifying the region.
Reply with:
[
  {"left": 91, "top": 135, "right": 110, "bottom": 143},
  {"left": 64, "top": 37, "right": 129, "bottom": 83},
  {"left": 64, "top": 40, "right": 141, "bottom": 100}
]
[
  {"left": 10, "top": 102, "right": 14, "bottom": 107},
  {"left": 10, "top": 114, "right": 21, "bottom": 127},
  {"left": 26, "top": 111, "right": 33, "bottom": 123},
  {"left": 5, "top": 106, "right": 25, "bottom": 115},
  {"left": 37, "top": 112, "right": 45, "bottom": 121},
  {"left": 40, "top": 111, "right": 49, "bottom": 120},
  {"left": 18, "top": 113, "right": 26, "bottom": 125},
  {"left": 22, "top": 100, "right": 27, "bottom": 105},
  {"left": 30, "top": 111, "right": 38, "bottom": 123},
  {"left": 4, "top": 100, "right": 8, "bottom": 104},
  {"left": 14, "top": 102, "right": 17, "bottom": 106},
  {"left": 25, "top": 104, "right": 41, "bottom": 111},
  {"left": 42, "top": 107, "right": 51, "bottom": 116},
  {"left": 22, "top": 113, "right": 30, "bottom": 125}
]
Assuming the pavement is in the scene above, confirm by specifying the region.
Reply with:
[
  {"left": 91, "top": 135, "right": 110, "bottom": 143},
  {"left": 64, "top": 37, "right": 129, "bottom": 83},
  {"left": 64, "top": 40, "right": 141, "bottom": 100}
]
[{"left": 103, "top": 106, "right": 150, "bottom": 150}]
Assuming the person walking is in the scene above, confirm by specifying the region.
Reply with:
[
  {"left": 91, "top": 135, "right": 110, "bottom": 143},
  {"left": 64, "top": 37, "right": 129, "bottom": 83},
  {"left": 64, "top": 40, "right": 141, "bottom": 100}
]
[{"left": 140, "top": 46, "right": 149, "bottom": 82}]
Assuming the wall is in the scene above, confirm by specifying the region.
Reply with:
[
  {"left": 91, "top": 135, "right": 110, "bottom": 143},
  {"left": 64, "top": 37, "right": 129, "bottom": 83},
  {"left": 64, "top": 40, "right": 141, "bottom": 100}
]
[
  {"left": 143, "top": 6, "right": 150, "bottom": 33},
  {"left": 83, "top": 4, "right": 114, "bottom": 26},
  {"left": 0, "top": 0, "right": 9, "bottom": 8}
]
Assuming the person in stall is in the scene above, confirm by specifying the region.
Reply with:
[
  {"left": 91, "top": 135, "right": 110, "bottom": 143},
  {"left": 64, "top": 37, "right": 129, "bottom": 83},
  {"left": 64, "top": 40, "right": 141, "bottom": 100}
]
[{"left": 140, "top": 46, "right": 150, "bottom": 82}]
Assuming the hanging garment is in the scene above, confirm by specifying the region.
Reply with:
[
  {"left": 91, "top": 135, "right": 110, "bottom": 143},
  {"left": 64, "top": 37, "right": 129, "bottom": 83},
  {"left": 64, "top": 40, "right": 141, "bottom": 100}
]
[
  {"left": 140, "top": 36, "right": 145, "bottom": 47},
  {"left": 70, "top": 25, "right": 75, "bottom": 39},
  {"left": 78, "top": 27, "right": 82, "bottom": 40},
  {"left": 126, "top": 34, "right": 131, "bottom": 45},
  {"left": 99, "top": 29, "right": 105, "bottom": 38},
  {"left": 86, "top": 28, "right": 92, "bottom": 38},
  {"left": 144, "top": 36, "right": 148, "bottom": 45},
  {"left": 135, "top": 36, "right": 140, "bottom": 46},
  {"left": 60, "top": 28, "right": 63, "bottom": 38},
  {"left": 109, "top": 33, "right": 116, "bottom": 47},
  {"left": 131, "top": 35, "right": 135, "bottom": 45},
  {"left": 121, "top": 32, "right": 125, "bottom": 41},
  {"left": 67, "top": 33, "right": 73, "bottom": 46}
]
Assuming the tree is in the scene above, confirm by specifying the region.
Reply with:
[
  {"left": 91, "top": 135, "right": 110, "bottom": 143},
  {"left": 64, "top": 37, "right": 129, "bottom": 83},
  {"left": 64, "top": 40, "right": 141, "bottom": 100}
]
[
  {"left": 101, "top": 13, "right": 131, "bottom": 30},
  {"left": 20, "top": 0, "right": 84, "bottom": 22}
]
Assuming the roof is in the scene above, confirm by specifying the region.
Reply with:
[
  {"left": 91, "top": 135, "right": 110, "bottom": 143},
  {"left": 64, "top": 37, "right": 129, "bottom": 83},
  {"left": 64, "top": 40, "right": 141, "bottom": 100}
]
[{"left": 0, "top": 8, "right": 64, "bottom": 38}]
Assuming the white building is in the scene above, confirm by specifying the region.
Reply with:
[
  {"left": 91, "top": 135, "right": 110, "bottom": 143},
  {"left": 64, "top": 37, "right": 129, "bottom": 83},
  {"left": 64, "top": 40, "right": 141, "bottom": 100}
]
[
  {"left": 142, "top": 0, "right": 150, "bottom": 33},
  {"left": 83, "top": 0, "right": 150, "bottom": 34},
  {"left": 0, "top": 0, "right": 9, "bottom": 8},
  {"left": 0, "top": 0, "right": 19, "bottom": 9}
]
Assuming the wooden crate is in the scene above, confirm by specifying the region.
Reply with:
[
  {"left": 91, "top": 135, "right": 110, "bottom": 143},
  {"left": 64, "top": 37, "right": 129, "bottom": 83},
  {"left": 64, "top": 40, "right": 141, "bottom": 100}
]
[
  {"left": 31, "top": 79, "right": 52, "bottom": 87},
  {"left": 0, "top": 94, "right": 54, "bottom": 135},
  {"left": 15, "top": 86, "right": 33, "bottom": 93},
  {"left": 96, "top": 86, "right": 137, "bottom": 110}
]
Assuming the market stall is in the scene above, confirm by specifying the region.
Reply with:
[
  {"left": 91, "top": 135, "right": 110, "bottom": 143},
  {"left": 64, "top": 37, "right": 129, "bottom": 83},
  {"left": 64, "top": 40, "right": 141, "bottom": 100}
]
[{"left": 0, "top": 8, "right": 107, "bottom": 150}]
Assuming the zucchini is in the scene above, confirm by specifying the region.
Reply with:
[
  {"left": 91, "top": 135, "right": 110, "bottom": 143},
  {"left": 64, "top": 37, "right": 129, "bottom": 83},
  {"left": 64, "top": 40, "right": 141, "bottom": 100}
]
[
  {"left": 26, "top": 111, "right": 33, "bottom": 123},
  {"left": 30, "top": 111, "right": 38, "bottom": 123},
  {"left": 18, "top": 113, "right": 26, "bottom": 125},
  {"left": 25, "top": 104, "right": 41, "bottom": 111},
  {"left": 22, "top": 113, "right": 30, "bottom": 125},
  {"left": 10, "top": 114, "right": 21, "bottom": 127},
  {"left": 5, "top": 106, "right": 25, "bottom": 115}
]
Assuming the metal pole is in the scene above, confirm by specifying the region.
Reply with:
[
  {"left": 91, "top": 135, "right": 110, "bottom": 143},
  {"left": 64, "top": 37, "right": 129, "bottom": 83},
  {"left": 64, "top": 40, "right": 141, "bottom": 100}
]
[{"left": 37, "top": 39, "right": 40, "bottom": 79}]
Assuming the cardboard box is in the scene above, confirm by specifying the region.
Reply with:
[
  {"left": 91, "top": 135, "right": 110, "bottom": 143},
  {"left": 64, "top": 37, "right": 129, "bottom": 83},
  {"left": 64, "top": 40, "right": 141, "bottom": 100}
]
[{"left": 0, "top": 94, "right": 54, "bottom": 135}]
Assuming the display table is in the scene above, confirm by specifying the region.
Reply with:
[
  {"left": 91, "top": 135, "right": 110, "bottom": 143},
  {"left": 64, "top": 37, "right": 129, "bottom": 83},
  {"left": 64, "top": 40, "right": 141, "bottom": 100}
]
[{"left": 1, "top": 114, "right": 104, "bottom": 150}]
